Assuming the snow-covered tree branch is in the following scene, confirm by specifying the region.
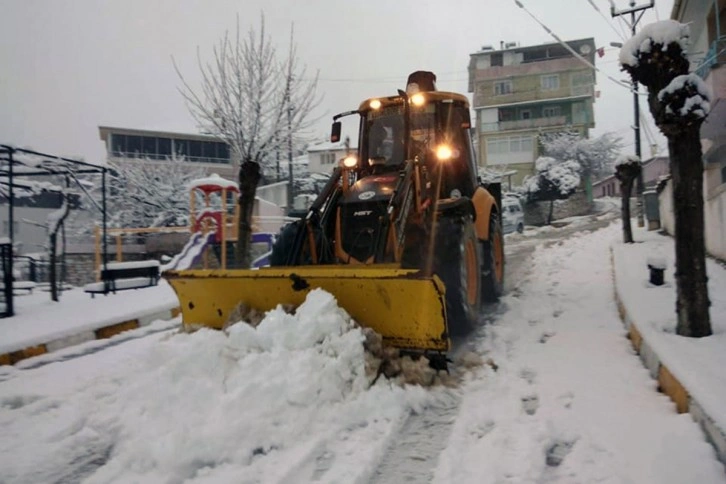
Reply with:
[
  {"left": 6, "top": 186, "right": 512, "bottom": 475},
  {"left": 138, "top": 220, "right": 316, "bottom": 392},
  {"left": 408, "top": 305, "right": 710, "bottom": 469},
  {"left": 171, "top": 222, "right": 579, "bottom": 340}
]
[{"left": 101, "top": 154, "right": 205, "bottom": 229}]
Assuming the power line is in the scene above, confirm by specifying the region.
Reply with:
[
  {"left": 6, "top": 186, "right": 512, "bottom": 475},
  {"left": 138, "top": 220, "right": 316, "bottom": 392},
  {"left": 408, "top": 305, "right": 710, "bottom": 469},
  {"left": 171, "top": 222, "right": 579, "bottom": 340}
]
[
  {"left": 512, "top": 0, "right": 637, "bottom": 93},
  {"left": 587, "top": 0, "right": 626, "bottom": 40}
]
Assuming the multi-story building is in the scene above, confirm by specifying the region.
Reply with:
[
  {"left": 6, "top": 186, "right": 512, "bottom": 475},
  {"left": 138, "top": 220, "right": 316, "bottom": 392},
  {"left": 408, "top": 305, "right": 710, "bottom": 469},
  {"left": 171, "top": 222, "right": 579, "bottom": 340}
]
[
  {"left": 669, "top": 0, "right": 726, "bottom": 259},
  {"left": 98, "top": 126, "right": 238, "bottom": 180},
  {"left": 98, "top": 126, "right": 290, "bottom": 216},
  {"left": 468, "top": 38, "right": 597, "bottom": 185},
  {"left": 306, "top": 140, "right": 356, "bottom": 175}
]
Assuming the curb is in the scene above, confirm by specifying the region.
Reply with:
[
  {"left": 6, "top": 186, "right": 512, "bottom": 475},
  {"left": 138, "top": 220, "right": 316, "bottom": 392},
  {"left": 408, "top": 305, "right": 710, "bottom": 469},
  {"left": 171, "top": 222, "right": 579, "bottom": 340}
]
[
  {"left": 611, "top": 252, "right": 726, "bottom": 467},
  {"left": 0, "top": 306, "right": 181, "bottom": 366}
]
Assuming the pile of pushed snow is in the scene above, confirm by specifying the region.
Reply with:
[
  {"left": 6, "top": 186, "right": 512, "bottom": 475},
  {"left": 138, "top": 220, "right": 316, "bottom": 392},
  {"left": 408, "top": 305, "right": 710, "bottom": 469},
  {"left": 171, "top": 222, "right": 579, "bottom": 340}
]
[{"left": 1, "top": 289, "right": 452, "bottom": 483}]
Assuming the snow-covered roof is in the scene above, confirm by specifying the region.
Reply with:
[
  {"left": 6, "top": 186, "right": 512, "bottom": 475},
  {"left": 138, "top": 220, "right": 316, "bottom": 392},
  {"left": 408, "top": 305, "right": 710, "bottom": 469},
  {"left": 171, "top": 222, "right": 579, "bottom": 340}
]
[
  {"left": 187, "top": 173, "right": 239, "bottom": 193},
  {"left": 619, "top": 20, "right": 690, "bottom": 67},
  {"left": 306, "top": 140, "right": 356, "bottom": 153}
]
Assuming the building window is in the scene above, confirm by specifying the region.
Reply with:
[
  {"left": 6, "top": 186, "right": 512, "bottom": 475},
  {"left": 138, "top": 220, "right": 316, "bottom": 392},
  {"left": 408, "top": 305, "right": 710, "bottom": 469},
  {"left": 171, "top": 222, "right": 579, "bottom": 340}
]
[
  {"left": 126, "top": 136, "right": 142, "bottom": 156},
  {"left": 494, "top": 80, "right": 512, "bottom": 96},
  {"left": 142, "top": 137, "right": 157, "bottom": 159},
  {"left": 541, "top": 74, "right": 560, "bottom": 91},
  {"left": 174, "top": 139, "right": 188, "bottom": 158},
  {"left": 108, "top": 133, "right": 231, "bottom": 163},
  {"left": 520, "top": 110, "right": 531, "bottom": 120},
  {"left": 486, "top": 135, "right": 533, "bottom": 155},
  {"left": 189, "top": 141, "right": 202, "bottom": 159},
  {"left": 491, "top": 53, "right": 503, "bottom": 67},
  {"left": 111, "top": 134, "right": 126, "bottom": 156},
  {"left": 158, "top": 138, "right": 172, "bottom": 158},
  {"left": 499, "top": 109, "right": 514, "bottom": 122},
  {"left": 543, "top": 106, "right": 561, "bottom": 117},
  {"left": 218, "top": 143, "right": 230, "bottom": 160}
]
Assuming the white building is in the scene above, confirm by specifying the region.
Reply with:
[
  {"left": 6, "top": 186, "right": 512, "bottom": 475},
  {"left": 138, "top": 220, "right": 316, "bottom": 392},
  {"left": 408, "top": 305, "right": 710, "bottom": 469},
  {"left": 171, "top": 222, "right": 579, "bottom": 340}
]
[{"left": 306, "top": 140, "right": 356, "bottom": 174}]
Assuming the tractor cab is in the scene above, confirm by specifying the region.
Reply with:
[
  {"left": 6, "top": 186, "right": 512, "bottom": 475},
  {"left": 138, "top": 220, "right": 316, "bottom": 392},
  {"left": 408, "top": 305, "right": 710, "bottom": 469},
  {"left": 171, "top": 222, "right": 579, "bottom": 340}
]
[{"left": 333, "top": 72, "right": 479, "bottom": 200}]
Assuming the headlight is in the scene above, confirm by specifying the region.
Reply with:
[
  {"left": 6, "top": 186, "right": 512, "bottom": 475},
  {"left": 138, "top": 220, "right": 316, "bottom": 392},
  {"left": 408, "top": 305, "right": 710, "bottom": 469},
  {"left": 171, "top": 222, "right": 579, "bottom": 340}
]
[
  {"left": 411, "top": 93, "right": 425, "bottom": 107},
  {"left": 342, "top": 155, "right": 357, "bottom": 168},
  {"left": 369, "top": 99, "right": 382, "bottom": 110},
  {"left": 435, "top": 144, "right": 453, "bottom": 161}
]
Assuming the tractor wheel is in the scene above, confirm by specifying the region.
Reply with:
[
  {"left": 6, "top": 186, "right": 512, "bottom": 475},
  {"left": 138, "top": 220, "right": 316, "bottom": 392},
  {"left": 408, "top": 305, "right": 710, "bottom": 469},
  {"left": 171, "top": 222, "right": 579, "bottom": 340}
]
[
  {"left": 482, "top": 215, "right": 505, "bottom": 302},
  {"left": 434, "top": 216, "right": 481, "bottom": 336},
  {"left": 269, "top": 221, "right": 300, "bottom": 266}
]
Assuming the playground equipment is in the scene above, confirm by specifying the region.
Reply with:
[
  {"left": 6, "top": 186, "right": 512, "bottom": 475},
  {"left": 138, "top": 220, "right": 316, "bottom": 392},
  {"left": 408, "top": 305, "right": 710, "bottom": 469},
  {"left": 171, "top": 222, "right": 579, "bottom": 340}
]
[
  {"left": 188, "top": 174, "right": 240, "bottom": 270},
  {"left": 93, "top": 173, "right": 284, "bottom": 277}
]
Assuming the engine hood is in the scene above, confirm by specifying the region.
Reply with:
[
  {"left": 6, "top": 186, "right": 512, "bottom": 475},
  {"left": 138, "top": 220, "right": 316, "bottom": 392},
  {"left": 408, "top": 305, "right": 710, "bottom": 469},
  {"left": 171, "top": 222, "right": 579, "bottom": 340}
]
[{"left": 343, "top": 173, "right": 398, "bottom": 204}]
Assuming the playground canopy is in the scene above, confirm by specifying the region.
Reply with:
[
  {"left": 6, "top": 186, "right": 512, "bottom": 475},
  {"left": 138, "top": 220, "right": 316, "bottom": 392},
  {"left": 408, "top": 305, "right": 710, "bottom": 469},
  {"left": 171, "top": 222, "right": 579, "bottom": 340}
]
[{"left": 0, "top": 144, "right": 109, "bottom": 317}]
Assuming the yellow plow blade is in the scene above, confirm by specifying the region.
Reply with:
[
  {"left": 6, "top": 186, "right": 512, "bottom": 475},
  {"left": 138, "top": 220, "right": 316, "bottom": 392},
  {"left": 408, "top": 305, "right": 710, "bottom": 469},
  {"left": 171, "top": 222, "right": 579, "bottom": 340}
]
[{"left": 163, "top": 265, "right": 449, "bottom": 352}]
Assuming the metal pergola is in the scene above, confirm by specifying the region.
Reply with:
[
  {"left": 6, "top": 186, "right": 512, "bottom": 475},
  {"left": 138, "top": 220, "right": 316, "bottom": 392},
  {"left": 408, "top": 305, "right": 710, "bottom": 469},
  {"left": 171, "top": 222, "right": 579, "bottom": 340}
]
[{"left": 0, "top": 145, "right": 109, "bottom": 317}]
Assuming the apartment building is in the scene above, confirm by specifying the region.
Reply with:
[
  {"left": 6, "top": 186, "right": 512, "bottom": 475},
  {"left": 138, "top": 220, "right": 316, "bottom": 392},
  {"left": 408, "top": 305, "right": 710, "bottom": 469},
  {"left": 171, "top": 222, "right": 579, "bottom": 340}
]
[
  {"left": 668, "top": 0, "right": 726, "bottom": 259},
  {"left": 468, "top": 38, "right": 597, "bottom": 185}
]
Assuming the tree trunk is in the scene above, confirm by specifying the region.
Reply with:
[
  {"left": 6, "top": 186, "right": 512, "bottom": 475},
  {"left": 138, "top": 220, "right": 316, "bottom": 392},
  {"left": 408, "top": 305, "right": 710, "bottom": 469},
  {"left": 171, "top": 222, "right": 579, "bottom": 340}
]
[
  {"left": 49, "top": 232, "right": 58, "bottom": 302},
  {"left": 235, "top": 159, "right": 262, "bottom": 269},
  {"left": 547, "top": 200, "right": 554, "bottom": 225},
  {"left": 669, "top": 129, "right": 712, "bottom": 337},
  {"left": 619, "top": 178, "right": 634, "bottom": 244}
]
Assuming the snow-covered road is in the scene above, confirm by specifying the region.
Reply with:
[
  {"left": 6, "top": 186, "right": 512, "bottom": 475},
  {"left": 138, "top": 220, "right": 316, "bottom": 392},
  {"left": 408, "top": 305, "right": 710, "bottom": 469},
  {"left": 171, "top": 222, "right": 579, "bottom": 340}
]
[{"left": 0, "top": 220, "right": 723, "bottom": 483}]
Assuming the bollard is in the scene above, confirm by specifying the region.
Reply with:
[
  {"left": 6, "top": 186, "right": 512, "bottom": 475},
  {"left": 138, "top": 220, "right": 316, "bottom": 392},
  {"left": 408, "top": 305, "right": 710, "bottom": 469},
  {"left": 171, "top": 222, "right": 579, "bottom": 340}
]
[{"left": 646, "top": 256, "right": 666, "bottom": 286}]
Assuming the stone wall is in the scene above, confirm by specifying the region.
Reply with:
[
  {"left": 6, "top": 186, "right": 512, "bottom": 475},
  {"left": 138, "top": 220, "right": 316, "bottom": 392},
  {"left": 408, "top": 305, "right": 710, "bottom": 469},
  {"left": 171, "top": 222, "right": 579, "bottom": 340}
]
[{"left": 523, "top": 191, "right": 594, "bottom": 226}]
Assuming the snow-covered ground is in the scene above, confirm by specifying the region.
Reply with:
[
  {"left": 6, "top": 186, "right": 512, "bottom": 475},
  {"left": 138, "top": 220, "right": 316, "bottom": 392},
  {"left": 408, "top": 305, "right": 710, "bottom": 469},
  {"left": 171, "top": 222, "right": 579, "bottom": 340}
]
[{"left": 0, "top": 221, "right": 724, "bottom": 483}]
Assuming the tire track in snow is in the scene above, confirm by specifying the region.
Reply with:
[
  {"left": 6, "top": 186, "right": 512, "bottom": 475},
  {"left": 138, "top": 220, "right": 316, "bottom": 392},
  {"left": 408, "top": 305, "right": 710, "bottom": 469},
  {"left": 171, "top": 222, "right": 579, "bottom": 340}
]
[{"left": 367, "top": 396, "right": 461, "bottom": 484}]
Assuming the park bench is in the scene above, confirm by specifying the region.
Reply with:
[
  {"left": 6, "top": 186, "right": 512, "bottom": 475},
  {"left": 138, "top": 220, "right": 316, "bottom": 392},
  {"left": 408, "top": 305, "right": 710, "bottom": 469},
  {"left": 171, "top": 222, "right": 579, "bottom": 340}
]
[{"left": 84, "top": 260, "right": 161, "bottom": 297}]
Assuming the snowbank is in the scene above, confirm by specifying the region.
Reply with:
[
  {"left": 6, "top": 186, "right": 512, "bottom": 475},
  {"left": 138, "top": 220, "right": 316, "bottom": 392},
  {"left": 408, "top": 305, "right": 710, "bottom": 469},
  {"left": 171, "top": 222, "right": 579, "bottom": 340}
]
[{"left": 0, "top": 289, "right": 450, "bottom": 483}]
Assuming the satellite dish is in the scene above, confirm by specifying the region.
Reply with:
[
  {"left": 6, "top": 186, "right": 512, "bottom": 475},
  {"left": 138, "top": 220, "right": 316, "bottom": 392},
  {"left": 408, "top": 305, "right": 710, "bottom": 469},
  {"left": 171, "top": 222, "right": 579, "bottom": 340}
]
[{"left": 580, "top": 44, "right": 592, "bottom": 55}]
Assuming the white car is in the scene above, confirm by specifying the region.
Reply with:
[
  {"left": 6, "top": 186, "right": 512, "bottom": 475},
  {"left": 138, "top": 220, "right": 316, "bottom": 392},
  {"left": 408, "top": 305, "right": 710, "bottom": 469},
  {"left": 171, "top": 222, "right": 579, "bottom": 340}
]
[{"left": 502, "top": 197, "right": 525, "bottom": 234}]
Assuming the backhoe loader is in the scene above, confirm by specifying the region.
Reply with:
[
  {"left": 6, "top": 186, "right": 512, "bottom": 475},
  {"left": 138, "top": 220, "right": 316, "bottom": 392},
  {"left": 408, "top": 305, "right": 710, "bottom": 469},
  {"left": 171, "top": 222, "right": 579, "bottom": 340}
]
[{"left": 164, "top": 71, "right": 505, "bottom": 361}]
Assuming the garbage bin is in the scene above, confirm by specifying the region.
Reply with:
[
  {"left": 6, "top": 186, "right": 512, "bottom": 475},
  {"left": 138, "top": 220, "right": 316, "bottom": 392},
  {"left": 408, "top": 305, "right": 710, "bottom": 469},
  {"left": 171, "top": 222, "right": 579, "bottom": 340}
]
[{"left": 643, "top": 190, "right": 660, "bottom": 231}]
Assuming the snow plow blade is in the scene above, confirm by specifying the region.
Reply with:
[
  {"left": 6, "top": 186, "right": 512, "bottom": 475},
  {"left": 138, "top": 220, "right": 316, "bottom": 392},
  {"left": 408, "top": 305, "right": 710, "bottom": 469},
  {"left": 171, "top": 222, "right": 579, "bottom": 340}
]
[{"left": 163, "top": 266, "right": 450, "bottom": 351}]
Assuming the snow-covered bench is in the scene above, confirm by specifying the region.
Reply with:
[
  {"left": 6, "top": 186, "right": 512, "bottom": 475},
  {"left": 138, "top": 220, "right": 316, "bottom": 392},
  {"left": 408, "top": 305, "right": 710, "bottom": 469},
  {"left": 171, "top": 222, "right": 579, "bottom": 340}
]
[
  {"left": 84, "top": 260, "right": 160, "bottom": 297},
  {"left": 0, "top": 280, "right": 37, "bottom": 295},
  {"left": 13, "top": 280, "right": 36, "bottom": 294}
]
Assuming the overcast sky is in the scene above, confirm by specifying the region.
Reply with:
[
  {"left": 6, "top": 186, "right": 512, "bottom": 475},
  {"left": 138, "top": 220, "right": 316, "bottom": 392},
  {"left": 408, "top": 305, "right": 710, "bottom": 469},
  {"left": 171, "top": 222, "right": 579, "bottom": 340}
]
[{"left": 0, "top": 0, "right": 673, "bottom": 165}]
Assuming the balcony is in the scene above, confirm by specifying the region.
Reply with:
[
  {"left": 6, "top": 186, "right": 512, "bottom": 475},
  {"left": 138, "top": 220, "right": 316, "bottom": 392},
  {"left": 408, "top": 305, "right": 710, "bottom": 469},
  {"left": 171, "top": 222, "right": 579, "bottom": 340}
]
[
  {"left": 480, "top": 115, "right": 569, "bottom": 132},
  {"left": 696, "top": 38, "right": 726, "bottom": 80},
  {"left": 110, "top": 151, "right": 231, "bottom": 165}
]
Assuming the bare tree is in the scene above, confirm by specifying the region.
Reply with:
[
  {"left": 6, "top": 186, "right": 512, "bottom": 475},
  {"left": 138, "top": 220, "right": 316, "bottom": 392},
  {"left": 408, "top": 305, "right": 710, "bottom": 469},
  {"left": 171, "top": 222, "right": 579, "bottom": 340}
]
[
  {"left": 614, "top": 155, "right": 641, "bottom": 244},
  {"left": 174, "top": 14, "right": 320, "bottom": 268},
  {"left": 620, "top": 20, "right": 712, "bottom": 337},
  {"left": 47, "top": 191, "right": 70, "bottom": 302}
]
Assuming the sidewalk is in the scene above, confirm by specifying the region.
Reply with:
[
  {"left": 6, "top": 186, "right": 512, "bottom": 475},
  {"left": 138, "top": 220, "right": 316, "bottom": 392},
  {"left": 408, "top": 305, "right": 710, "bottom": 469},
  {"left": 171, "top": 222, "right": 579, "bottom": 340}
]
[
  {"left": 0, "top": 282, "right": 180, "bottom": 364},
  {"left": 612, "top": 226, "right": 726, "bottom": 466}
]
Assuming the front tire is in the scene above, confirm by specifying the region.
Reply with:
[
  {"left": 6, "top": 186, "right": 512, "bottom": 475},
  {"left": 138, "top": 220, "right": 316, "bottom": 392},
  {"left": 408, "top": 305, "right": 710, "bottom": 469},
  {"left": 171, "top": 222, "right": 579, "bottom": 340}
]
[
  {"left": 270, "top": 221, "right": 301, "bottom": 266},
  {"left": 434, "top": 216, "right": 481, "bottom": 336},
  {"left": 482, "top": 215, "right": 505, "bottom": 302}
]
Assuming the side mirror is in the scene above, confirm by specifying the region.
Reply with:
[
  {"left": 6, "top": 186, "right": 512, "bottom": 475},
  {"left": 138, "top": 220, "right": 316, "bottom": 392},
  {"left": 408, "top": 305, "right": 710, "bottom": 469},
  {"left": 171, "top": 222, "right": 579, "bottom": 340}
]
[{"left": 330, "top": 121, "right": 342, "bottom": 143}]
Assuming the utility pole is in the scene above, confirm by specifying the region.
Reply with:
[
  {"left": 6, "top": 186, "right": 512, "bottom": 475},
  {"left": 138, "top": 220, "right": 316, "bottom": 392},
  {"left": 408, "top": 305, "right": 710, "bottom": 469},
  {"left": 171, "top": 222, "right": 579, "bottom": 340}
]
[
  {"left": 287, "top": 96, "right": 294, "bottom": 212},
  {"left": 611, "top": 0, "right": 654, "bottom": 228}
]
